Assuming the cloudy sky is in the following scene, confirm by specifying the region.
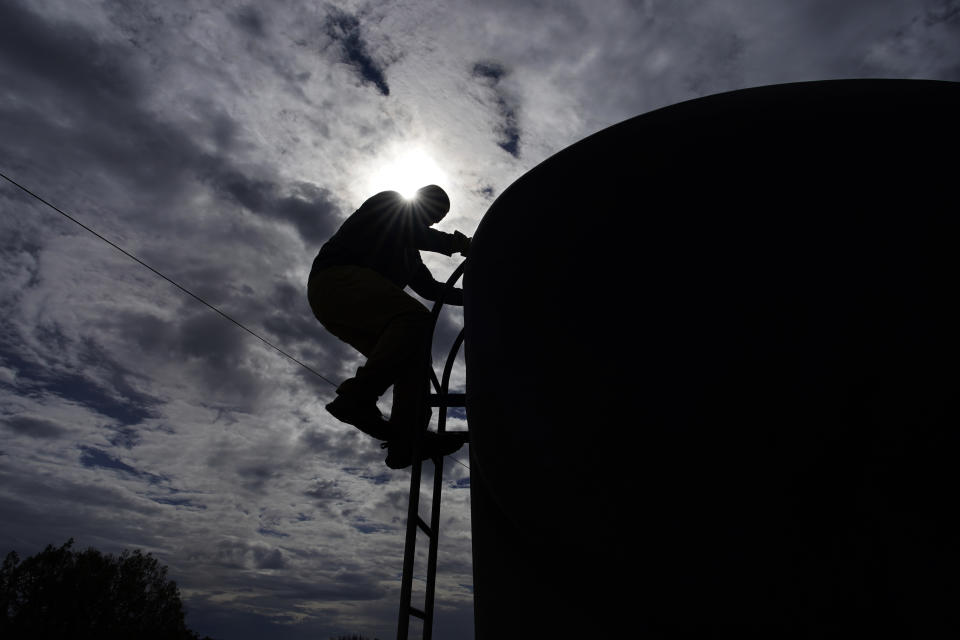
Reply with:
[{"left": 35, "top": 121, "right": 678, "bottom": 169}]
[{"left": 1, "top": 1, "right": 957, "bottom": 638}]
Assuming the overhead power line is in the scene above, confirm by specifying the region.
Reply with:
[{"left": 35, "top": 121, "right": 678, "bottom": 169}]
[
  {"left": 0, "top": 170, "right": 470, "bottom": 471},
  {"left": 1, "top": 169, "right": 339, "bottom": 386}
]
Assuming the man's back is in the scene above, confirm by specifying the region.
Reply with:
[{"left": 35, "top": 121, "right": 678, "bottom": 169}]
[{"left": 311, "top": 190, "right": 459, "bottom": 290}]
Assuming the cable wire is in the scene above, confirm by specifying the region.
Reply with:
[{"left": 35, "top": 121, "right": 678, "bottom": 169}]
[
  {"left": 1, "top": 169, "right": 339, "bottom": 388},
  {"left": 1, "top": 170, "right": 470, "bottom": 470},
  {"left": 448, "top": 455, "right": 470, "bottom": 471}
]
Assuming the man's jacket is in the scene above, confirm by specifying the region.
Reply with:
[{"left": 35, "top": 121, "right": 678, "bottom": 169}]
[{"left": 310, "top": 190, "right": 463, "bottom": 303}]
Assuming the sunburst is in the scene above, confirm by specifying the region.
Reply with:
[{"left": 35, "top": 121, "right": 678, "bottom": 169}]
[{"left": 367, "top": 147, "right": 448, "bottom": 200}]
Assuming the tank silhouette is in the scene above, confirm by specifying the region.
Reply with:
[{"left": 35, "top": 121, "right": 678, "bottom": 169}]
[{"left": 464, "top": 79, "right": 958, "bottom": 637}]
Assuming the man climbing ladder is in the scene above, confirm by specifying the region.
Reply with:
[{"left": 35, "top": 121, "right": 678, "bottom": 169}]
[{"left": 307, "top": 185, "right": 471, "bottom": 468}]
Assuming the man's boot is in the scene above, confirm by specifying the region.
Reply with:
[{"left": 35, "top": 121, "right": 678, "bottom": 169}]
[
  {"left": 382, "top": 430, "right": 470, "bottom": 470},
  {"left": 326, "top": 381, "right": 393, "bottom": 440}
]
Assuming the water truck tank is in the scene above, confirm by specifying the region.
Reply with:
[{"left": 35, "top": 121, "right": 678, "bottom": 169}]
[{"left": 464, "top": 79, "right": 958, "bottom": 638}]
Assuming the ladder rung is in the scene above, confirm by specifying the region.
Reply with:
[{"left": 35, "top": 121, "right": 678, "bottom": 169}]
[
  {"left": 417, "top": 515, "right": 433, "bottom": 538},
  {"left": 428, "top": 393, "right": 466, "bottom": 407},
  {"left": 409, "top": 606, "right": 426, "bottom": 620}
]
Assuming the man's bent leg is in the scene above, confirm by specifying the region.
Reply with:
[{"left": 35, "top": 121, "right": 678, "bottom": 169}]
[
  {"left": 309, "top": 266, "right": 430, "bottom": 437},
  {"left": 390, "top": 357, "right": 431, "bottom": 436},
  {"left": 353, "top": 310, "right": 430, "bottom": 405},
  {"left": 330, "top": 312, "right": 428, "bottom": 440},
  {"left": 380, "top": 324, "right": 470, "bottom": 470}
]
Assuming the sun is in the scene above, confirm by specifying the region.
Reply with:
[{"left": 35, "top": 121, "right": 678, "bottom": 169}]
[{"left": 367, "top": 147, "right": 448, "bottom": 200}]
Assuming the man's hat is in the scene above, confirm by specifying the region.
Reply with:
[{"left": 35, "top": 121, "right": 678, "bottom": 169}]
[{"left": 415, "top": 185, "right": 450, "bottom": 222}]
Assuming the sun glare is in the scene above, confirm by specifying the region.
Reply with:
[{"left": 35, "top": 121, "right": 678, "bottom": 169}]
[{"left": 367, "top": 148, "right": 448, "bottom": 200}]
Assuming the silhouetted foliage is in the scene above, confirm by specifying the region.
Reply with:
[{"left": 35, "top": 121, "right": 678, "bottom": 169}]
[{"left": 0, "top": 539, "right": 213, "bottom": 640}]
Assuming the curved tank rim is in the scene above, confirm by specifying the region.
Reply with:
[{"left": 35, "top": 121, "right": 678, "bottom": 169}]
[{"left": 476, "top": 77, "right": 959, "bottom": 237}]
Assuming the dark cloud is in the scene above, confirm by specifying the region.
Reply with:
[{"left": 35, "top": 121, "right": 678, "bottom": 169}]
[
  {"left": 371, "top": 486, "right": 415, "bottom": 517},
  {"left": 234, "top": 460, "right": 286, "bottom": 492},
  {"left": 471, "top": 61, "right": 521, "bottom": 158},
  {"left": 111, "top": 297, "right": 328, "bottom": 411},
  {"left": 76, "top": 338, "right": 159, "bottom": 419},
  {"left": 179, "top": 312, "right": 247, "bottom": 366},
  {"left": 213, "top": 539, "right": 251, "bottom": 569},
  {"left": 232, "top": 6, "right": 267, "bottom": 38},
  {"left": 351, "top": 516, "right": 392, "bottom": 534},
  {"left": 0, "top": 336, "right": 157, "bottom": 427},
  {"left": 1, "top": 415, "right": 68, "bottom": 439},
  {"left": 449, "top": 477, "right": 470, "bottom": 490},
  {"left": 253, "top": 547, "right": 286, "bottom": 569},
  {"left": 925, "top": 0, "right": 960, "bottom": 24},
  {"left": 0, "top": 2, "right": 140, "bottom": 106},
  {"left": 303, "top": 476, "right": 353, "bottom": 519},
  {"left": 304, "top": 478, "right": 347, "bottom": 501},
  {"left": 217, "top": 171, "right": 273, "bottom": 212},
  {"left": 79, "top": 445, "right": 166, "bottom": 484},
  {"left": 0, "top": 472, "right": 164, "bottom": 556},
  {"left": 0, "top": 1, "right": 193, "bottom": 205},
  {"left": 324, "top": 7, "right": 391, "bottom": 96},
  {"left": 0, "top": 188, "right": 45, "bottom": 262},
  {"left": 299, "top": 427, "right": 336, "bottom": 453},
  {"left": 471, "top": 62, "right": 506, "bottom": 83},
  {"left": 151, "top": 496, "right": 208, "bottom": 510},
  {"left": 101, "top": 0, "right": 167, "bottom": 52},
  {"left": 298, "top": 425, "right": 373, "bottom": 465},
  {"left": 276, "top": 183, "right": 343, "bottom": 245},
  {"left": 228, "top": 7, "right": 314, "bottom": 99},
  {"left": 343, "top": 466, "right": 392, "bottom": 485},
  {"left": 108, "top": 425, "right": 141, "bottom": 449},
  {"left": 262, "top": 281, "right": 320, "bottom": 344},
  {"left": 211, "top": 169, "right": 342, "bottom": 245},
  {"left": 119, "top": 306, "right": 273, "bottom": 409}
]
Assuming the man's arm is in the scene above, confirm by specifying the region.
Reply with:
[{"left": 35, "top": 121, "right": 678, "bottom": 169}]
[
  {"left": 409, "top": 261, "right": 464, "bottom": 306},
  {"left": 411, "top": 226, "right": 471, "bottom": 257}
]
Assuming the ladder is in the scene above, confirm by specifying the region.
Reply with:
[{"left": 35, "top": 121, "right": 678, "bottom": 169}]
[{"left": 397, "top": 261, "right": 468, "bottom": 640}]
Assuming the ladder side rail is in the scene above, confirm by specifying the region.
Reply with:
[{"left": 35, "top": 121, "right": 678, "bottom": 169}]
[
  {"left": 438, "top": 328, "right": 467, "bottom": 436},
  {"left": 423, "top": 326, "right": 466, "bottom": 640},
  {"left": 424, "top": 260, "right": 467, "bottom": 395},
  {"left": 397, "top": 259, "right": 467, "bottom": 640},
  {"left": 397, "top": 355, "right": 429, "bottom": 640},
  {"left": 429, "top": 368, "right": 442, "bottom": 395},
  {"left": 426, "top": 261, "right": 467, "bottom": 332}
]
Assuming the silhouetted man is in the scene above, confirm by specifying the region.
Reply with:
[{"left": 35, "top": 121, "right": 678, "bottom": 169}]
[{"left": 308, "top": 185, "right": 470, "bottom": 468}]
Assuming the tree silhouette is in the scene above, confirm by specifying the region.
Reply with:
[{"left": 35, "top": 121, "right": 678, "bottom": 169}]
[{"left": 0, "top": 539, "right": 212, "bottom": 640}]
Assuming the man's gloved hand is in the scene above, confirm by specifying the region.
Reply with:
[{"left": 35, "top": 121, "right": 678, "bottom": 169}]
[{"left": 453, "top": 230, "right": 472, "bottom": 256}]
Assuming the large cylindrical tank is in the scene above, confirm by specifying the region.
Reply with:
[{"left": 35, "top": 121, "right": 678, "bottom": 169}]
[{"left": 464, "top": 80, "right": 958, "bottom": 637}]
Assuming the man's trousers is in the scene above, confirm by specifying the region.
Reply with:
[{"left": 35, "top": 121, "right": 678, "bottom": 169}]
[{"left": 308, "top": 265, "right": 431, "bottom": 431}]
